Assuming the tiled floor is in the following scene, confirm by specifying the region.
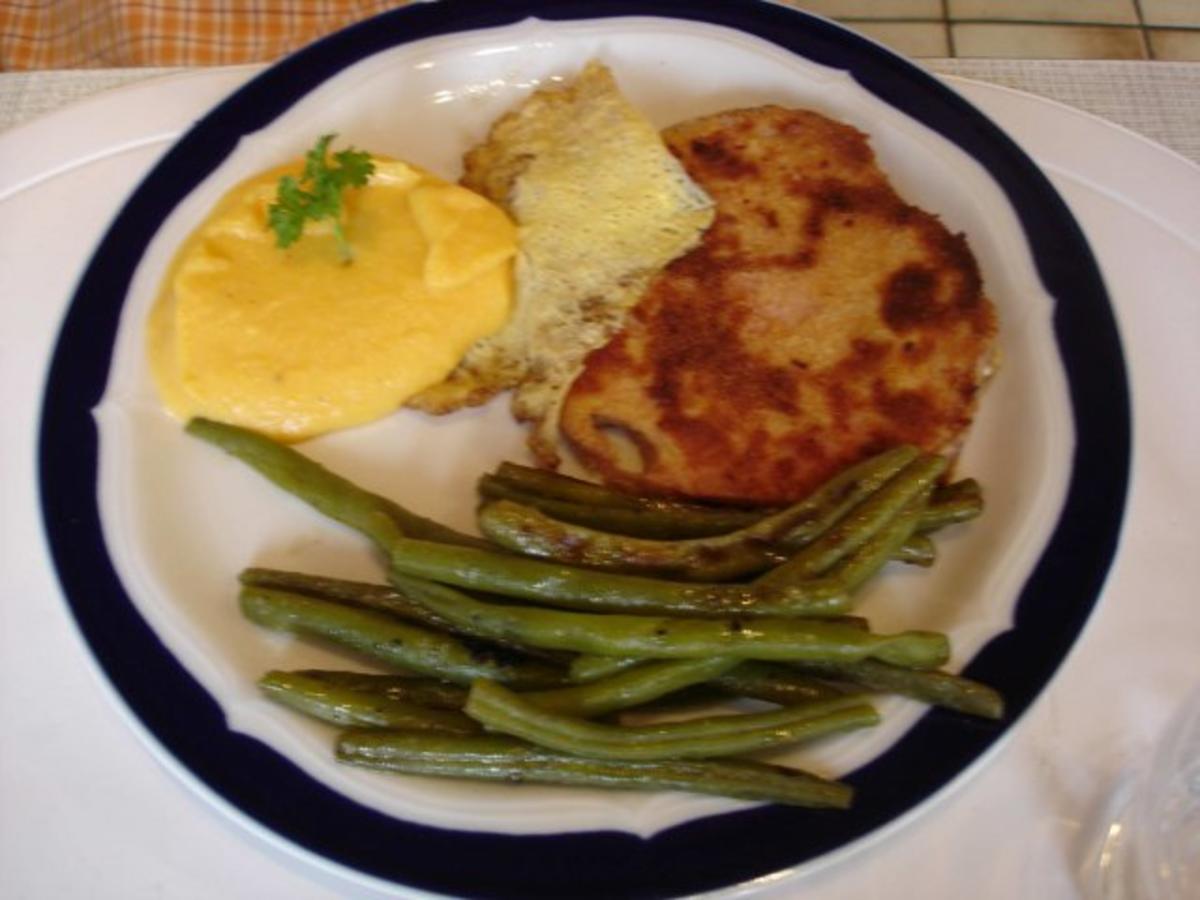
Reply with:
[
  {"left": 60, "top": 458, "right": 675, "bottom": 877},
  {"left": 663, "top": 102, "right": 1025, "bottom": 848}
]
[{"left": 786, "top": 0, "right": 1200, "bottom": 60}]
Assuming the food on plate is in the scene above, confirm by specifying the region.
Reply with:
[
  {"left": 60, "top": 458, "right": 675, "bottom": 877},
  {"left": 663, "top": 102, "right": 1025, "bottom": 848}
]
[
  {"left": 257, "top": 669, "right": 479, "bottom": 732},
  {"left": 188, "top": 418, "right": 946, "bottom": 619},
  {"left": 461, "top": 679, "right": 879, "bottom": 761},
  {"left": 155, "top": 60, "right": 1007, "bottom": 812},
  {"left": 477, "top": 461, "right": 765, "bottom": 538},
  {"left": 407, "top": 61, "right": 715, "bottom": 466},
  {"left": 560, "top": 106, "right": 998, "bottom": 504},
  {"left": 240, "top": 586, "right": 566, "bottom": 688},
  {"left": 336, "top": 730, "right": 856, "bottom": 808},
  {"left": 185, "top": 418, "right": 1003, "bottom": 809},
  {"left": 147, "top": 138, "right": 517, "bottom": 441},
  {"left": 476, "top": 445, "right": 982, "bottom": 581}
]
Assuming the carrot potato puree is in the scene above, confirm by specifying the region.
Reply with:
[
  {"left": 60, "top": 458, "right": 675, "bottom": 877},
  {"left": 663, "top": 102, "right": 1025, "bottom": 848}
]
[{"left": 147, "top": 158, "right": 517, "bottom": 440}]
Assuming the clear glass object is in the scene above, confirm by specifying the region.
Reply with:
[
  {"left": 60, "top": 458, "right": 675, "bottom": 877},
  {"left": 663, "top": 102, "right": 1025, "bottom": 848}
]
[{"left": 1084, "top": 685, "right": 1200, "bottom": 899}]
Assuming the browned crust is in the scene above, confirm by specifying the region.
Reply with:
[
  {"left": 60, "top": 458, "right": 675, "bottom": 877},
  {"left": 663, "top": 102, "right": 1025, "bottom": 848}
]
[{"left": 560, "top": 106, "right": 997, "bottom": 504}]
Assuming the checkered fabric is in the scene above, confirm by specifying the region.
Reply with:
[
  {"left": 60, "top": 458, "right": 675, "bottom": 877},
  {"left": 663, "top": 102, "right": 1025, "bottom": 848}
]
[{"left": 0, "top": 1, "right": 411, "bottom": 69}]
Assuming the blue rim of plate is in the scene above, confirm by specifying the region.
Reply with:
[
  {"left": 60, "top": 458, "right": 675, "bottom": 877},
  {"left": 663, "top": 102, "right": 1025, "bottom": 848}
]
[{"left": 37, "top": 0, "right": 1130, "bottom": 897}]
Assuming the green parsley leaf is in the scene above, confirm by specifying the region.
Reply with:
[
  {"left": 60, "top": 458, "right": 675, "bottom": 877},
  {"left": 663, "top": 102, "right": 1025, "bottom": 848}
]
[{"left": 267, "top": 133, "right": 376, "bottom": 263}]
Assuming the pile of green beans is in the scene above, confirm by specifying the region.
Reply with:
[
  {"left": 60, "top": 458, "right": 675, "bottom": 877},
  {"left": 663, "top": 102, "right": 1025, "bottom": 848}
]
[{"left": 187, "top": 418, "right": 1001, "bottom": 810}]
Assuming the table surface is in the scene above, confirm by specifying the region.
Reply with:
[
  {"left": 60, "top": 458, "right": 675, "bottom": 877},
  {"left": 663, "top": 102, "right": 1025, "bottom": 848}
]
[{"left": 1, "top": 58, "right": 1198, "bottom": 900}]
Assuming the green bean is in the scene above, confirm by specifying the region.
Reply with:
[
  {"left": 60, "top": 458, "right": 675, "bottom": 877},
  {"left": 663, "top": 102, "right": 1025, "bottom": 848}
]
[
  {"left": 566, "top": 660, "right": 854, "bottom": 706},
  {"left": 336, "top": 730, "right": 854, "bottom": 808},
  {"left": 919, "top": 479, "right": 983, "bottom": 532},
  {"left": 476, "top": 498, "right": 777, "bottom": 581},
  {"left": 191, "top": 419, "right": 848, "bottom": 616},
  {"left": 478, "top": 498, "right": 937, "bottom": 578},
  {"left": 490, "top": 462, "right": 764, "bottom": 518},
  {"left": 186, "top": 418, "right": 489, "bottom": 549},
  {"left": 477, "top": 447, "right": 920, "bottom": 581},
  {"left": 569, "top": 655, "right": 644, "bottom": 683},
  {"left": 242, "top": 567, "right": 444, "bottom": 623},
  {"left": 465, "top": 680, "right": 878, "bottom": 761},
  {"left": 790, "top": 659, "right": 1005, "bottom": 720},
  {"left": 709, "top": 662, "right": 854, "bottom": 706},
  {"left": 239, "top": 567, "right": 571, "bottom": 665},
  {"left": 286, "top": 669, "right": 468, "bottom": 710},
  {"left": 756, "top": 454, "right": 945, "bottom": 587},
  {"left": 567, "top": 616, "right": 871, "bottom": 683},
  {"left": 477, "top": 476, "right": 755, "bottom": 538},
  {"left": 257, "top": 670, "right": 478, "bottom": 732},
  {"left": 774, "top": 446, "right": 924, "bottom": 546},
  {"left": 239, "top": 586, "right": 566, "bottom": 688},
  {"left": 283, "top": 662, "right": 746, "bottom": 725},
  {"left": 519, "top": 657, "right": 740, "bottom": 718},
  {"left": 894, "top": 534, "right": 936, "bottom": 567},
  {"left": 190, "top": 419, "right": 930, "bottom": 619},
  {"left": 389, "top": 573, "right": 950, "bottom": 669},
  {"left": 517, "top": 462, "right": 925, "bottom": 620},
  {"left": 828, "top": 491, "right": 934, "bottom": 594},
  {"left": 483, "top": 462, "right": 979, "bottom": 542},
  {"left": 387, "top": 534, "right": 848, "bottom": 617}
]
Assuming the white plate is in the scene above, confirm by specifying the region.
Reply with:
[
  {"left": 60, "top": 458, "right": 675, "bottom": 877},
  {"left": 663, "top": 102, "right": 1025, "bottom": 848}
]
[{"left": 98, "top": 14, "right": 1071, "bottom": 837}]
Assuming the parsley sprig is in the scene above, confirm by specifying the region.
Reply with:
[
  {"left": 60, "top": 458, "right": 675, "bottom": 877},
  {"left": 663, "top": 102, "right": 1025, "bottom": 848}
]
[{"left": 267, "top": 133, "right": 376, "bottom": 263}]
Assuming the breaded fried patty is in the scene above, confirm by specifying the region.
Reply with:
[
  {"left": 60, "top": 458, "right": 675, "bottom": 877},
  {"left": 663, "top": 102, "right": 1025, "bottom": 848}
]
[{"left": 560, "top": 106, "right": 997, "bottom": 504}]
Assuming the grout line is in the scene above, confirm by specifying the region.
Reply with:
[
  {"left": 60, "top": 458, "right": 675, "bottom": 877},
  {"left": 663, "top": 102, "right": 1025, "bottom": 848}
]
[
  {"left": 829, "top": 17, "right": 1199, "bottom": 30},
  {"left": 829, "top": 17, "right": 952, "bottom": 24},
  {"left": 807, "top": 9, "right": 1200, "bottom": 32},
  {"left": 830, "top": 17, "right": 1200, "bottom": 34},
  {"left": 1132, "top": 0, "right": 1152, "bottom": 60},
  {"left": 940, "top": 0, "right": 957, "bottom": 57},
  {"left": 933, "top": 19, "right": 1159, "bottom": 29}
]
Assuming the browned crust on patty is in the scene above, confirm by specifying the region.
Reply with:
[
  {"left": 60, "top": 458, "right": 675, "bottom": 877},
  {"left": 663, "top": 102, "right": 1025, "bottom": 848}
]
[{"left": 559, "top": 106, "right": 997, "bottom": 504}]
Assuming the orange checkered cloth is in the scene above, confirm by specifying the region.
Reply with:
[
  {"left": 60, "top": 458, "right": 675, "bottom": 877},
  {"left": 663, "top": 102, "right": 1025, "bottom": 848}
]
[{"left": 0, "top": 1, "right": 411, "bottom": 70}]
